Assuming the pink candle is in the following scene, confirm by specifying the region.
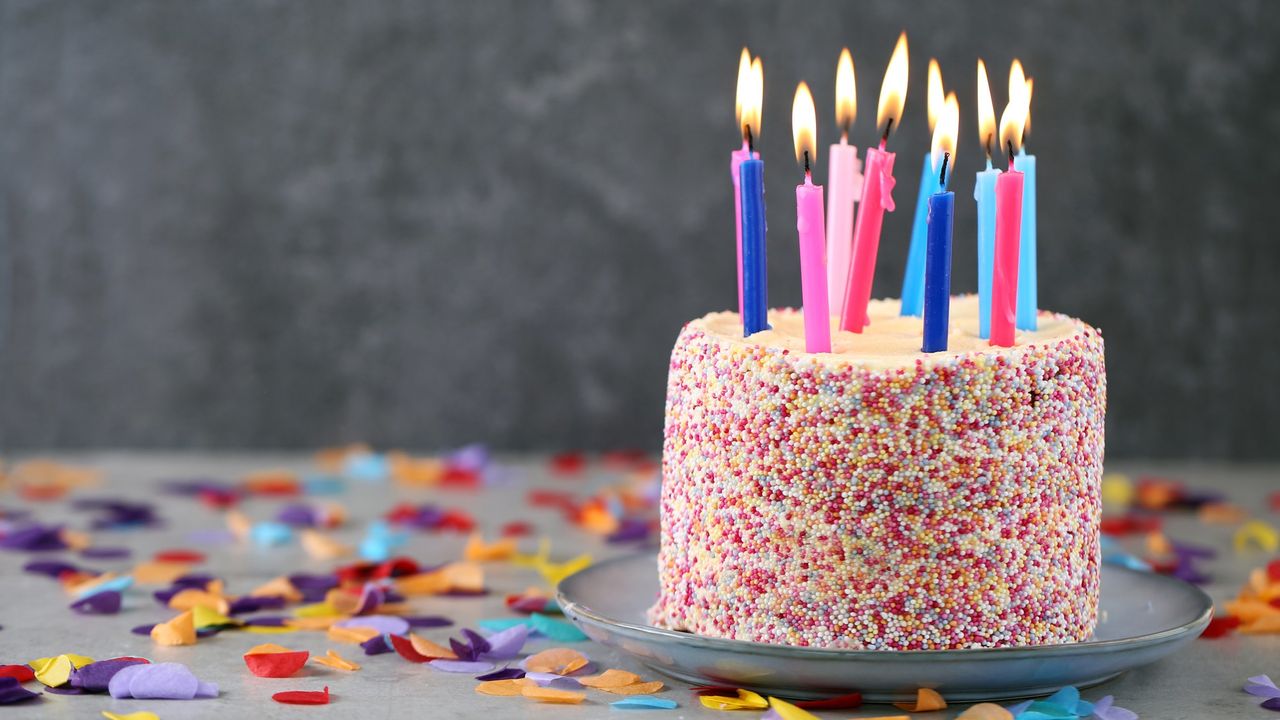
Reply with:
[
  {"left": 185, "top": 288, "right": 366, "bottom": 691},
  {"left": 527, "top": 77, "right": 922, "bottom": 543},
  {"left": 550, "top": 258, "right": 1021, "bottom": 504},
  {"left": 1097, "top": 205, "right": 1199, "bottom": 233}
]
[
  {"left": 991, "top": 98, "right": 1030, "bottom": 347},
  {"left": 991, "top": 163, "right": 1024, "bottom": 348},
  {"left": 794, "top": 82, "right": 830, "bottom": 353},
  {"left": 731, "top": 143, "right": 753, "bottom": 317},
  {"left": 826, "top": 49, "right": 863, "bottom": 313},
  {"left": 840, "top": 145, "right": 896, "bottom": 331},
  {"left": 839, "top": 32, "right": 908, "bottom": 333}
]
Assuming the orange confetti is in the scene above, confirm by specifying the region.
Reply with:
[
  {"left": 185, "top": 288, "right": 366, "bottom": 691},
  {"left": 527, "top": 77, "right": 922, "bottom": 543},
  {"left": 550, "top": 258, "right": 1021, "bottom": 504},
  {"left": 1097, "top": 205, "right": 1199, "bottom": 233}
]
[
  {"left": 1224, "top": 599, "right": 1280, "bottom": 623},
  {"left": 60, "top": 529, "right": 93, "bottom": 551},
  {"left": 521, "top": 685, "right": 586, "bottom": 704},
  {"left": 132, "top": 561, "right": 194, "bottom": 585},
  {"left": 168, "top": 589, "right": 231, "bottom": 615},
  {"left": 409, "top": 634, "right": 457, "bottom": 660},
  {"left": 226, "top": 510, "right": 253, "bottom": 541},
  {"left": 1240, "top": 614, "right": 1280, "bottom": 634},
  {"left": 65, "top": 572, "right": 120, "bottom": 597},
  {"left": 301, "top": 530, "right": 352, "bottom": 560},
  {"left": 475, "top": 679, "right": 529, "bottom": 697},
  {"left": 315, "top": 444, "right": 370, "bottom": 472},
  {"left": 151, "top": 610, "right": 196, "bottom": 646},
  {"left": 578, "top": 669, "right": 641, "bottom": 688},
  {"left": 578, "top": 500, "right": 620, "bottom": 535},
  {"left": 327, "top": 625, "right": 379, "bottom": 644},
  {"left": 464, "top": 533, "right": 518, "bottom": 562},
  {"left": 600, "top": 681, "right": 665, "bottom": 695},
  {"left": 251, "top": 576, "right": 303, "bottom": 603},
  {"left": 894, "top": 688, "right": 947, "bottom": 713},
  {"left": 284, "top": 616, "right": 339, "bottom": 631},
  {"left": 1198, "top": 502, "right": 1248, "bottom": 524},
  {"left": 388, "top": 452, "right": 445, "bottom": 486},
  {"left": 524, "top": 648, "right": 588, "bottom": 675},
  {"left": 311, "top": 649, "right": 361, "bottom": 671}
]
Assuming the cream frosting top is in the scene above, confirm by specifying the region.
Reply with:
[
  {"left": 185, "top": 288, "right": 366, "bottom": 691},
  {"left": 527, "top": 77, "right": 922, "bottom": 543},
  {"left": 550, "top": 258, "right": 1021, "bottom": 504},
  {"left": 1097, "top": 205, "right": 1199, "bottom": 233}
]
[{"left": 693, "top": 296, "right": 1093, "bottom": 371}]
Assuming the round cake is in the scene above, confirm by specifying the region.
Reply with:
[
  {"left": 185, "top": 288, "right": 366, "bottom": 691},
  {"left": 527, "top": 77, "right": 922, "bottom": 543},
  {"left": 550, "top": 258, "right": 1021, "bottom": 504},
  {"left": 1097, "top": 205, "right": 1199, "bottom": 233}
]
[{"left": 649, "top": 296, "right": 1106, "bottom": 650}]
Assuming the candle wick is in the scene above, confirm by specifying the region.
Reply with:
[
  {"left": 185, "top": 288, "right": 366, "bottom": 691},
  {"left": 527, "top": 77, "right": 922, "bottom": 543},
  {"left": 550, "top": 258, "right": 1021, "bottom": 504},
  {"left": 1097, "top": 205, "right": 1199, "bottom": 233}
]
[
  {"left": 745, "top": 124, "right": 755, "bottom": 154},
  {"left": 938, "top": 151, "right": 950, "bottom": 187},
  {"left": 840, "top": 129, "right": 849, "bottom": 145},
  {"left": 1006, "top": 139, "right": 1015, "bottom": 168},
  {"left": 880, "top": 117, "right": 894, "bottom": 147},
  {"left": 803, "top": 149, "right": 810, "bottom": 175}
]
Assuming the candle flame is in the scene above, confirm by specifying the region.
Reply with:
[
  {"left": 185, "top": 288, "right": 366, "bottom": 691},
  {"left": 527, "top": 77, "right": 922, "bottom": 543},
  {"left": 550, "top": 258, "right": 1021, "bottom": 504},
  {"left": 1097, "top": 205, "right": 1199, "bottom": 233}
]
[
  {"left": 931, "top": 92, "right": 959, "bottom": 180},
  {"left": 735, "top": 48, "right": 751, "bottom": 139},
  {"left": 1022, "top": 76, "right": 1034, "bottom": 143},
  {"left": 1008, "top": 59, "right": 1027, "bottom": 108},
  {"left": 747, "top": 57, "right": 764, "bottom": 141},
  {"left": 977, "top": 58, "right": 997, "bottom": 160},
  {"left": 835, "top": 48, "right": 856, "bottom": 138},
  {"left": 998, "top": 95, "right": 1028, "bottom": 161},
  {"left": 876, "top": 32, "right": 909, "bottom": 140},
  {"left": 926, "top": 58, "right": 943, "bottom": 134},
  {"left": 792, "top": 81, "right": 817, "bottom": 168}
]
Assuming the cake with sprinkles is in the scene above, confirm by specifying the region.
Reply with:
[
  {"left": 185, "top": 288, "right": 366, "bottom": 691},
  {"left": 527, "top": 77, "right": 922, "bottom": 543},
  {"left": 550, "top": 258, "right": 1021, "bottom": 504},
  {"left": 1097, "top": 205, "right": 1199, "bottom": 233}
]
[{"left": 650, "top": 296, "right": 1106, "bottom": 650}]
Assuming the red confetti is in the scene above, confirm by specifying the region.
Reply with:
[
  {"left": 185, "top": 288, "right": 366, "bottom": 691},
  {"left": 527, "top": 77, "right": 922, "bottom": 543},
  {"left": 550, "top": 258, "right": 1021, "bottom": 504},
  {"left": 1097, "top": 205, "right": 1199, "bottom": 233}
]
[
  {"left": 245, "top": 479, "right": 301, "bottom": 496},
  {"left": 1270, "top": 491, "right": 1280, "bottom": 512},
  {"left": 372, "top": 557, "right": 420, "bottom": 580},
  {"left": 500, "top": 521, "right": 534, "bottom": 537},
  {"left": 154, "top": 549, "right": 206, "bottom": 564},
  {"left": 436, "top": 509, "right": 475, "bottom": 533},
  {"left": 198, "top": 488, "right": 239, "bottom": 509},
  {"left": 272, "top": 686, "right": 330, "bottom": 705},
  {"left": 336, "top": 561, "right": 378, "bottom": 585},
  {"left": 792, "top": 692, "right": 864, "bottom": 709},
  {"left": 601, "top": 449, "right": 649, "bottom": 468},
  {"left": 389, "top": 634, "right": 446, "bottom": 663},
  {"left": 0, "top": 665, "right": 35, "bottom": 683},
  {"left": 384, "top": 503, "right": 420, "bottom": 523},
  {"left": 550, "top": 451, "right": 587, "bottom": 475},
  {"left": 1100, "top": 514, "right": 1162, "bottom": 536},
  {"left": 245, "top": 650, "right": 310, "bottom": 678},
  {"left": 18, "top": 484, "right": 66, "bottom": 501},
  {"left": 1200, "top": 615, "right": 1241, "bottom": 639},
  {"left": 1268, "top": 558, "right": 1280, "bottom": 582},
  {"left": 440, "top": 466, "right": 480, "bottom": 488}
]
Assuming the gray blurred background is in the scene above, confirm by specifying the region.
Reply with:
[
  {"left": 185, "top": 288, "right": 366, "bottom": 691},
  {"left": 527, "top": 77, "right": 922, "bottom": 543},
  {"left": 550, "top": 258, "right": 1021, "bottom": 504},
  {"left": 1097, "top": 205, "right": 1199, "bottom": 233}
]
[{"left": 0, "top": 0, "right": 1277, "bottom": 458}]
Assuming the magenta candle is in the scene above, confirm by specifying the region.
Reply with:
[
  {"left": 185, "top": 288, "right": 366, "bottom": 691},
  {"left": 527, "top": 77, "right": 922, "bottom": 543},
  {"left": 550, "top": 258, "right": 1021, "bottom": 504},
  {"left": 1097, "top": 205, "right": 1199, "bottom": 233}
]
[
  {"left": 839, "top": 32, "right": 908, "bottom": 333},
  {"left": 794, "top": 82, "right": 830, "bottom": 353},
  {"left": 826, "top": 48, "right": 862, "bottom": 315},
  {"left": 990, "top": 99, "right": 1029, "bottom": 348}
]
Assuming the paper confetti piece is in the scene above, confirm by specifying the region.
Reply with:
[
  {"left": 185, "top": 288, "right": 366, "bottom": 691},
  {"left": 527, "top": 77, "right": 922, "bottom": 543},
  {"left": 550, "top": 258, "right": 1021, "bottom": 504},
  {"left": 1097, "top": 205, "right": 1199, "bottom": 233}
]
[
  {"left": 0, "top": 677, "right": 40, "bottom": 704},
  {"left": 102, "top": 712, "right": 160, "bottom": 720},
  {"left": 311, "top": 650, "right": 360, "bottom": 671},
  {"left": 481, "top": 623, "right": 530, "bottom": 659},
  {"left": 1241, "top": 614, "right": 1280, "bottom": 634},
  {"left": 301, "top": 530, "right": 352, "bottom": 560},
  {"left": 700, "top": 688, "right": 769, "bottom": 710},
  {"left": 893, "top": 688, "right": 947, "bottom": 712},
  {"left": 132, "top": 561, "right": 193, "bottom": 585},
  {"left": 1235, "top": 520, "right": 1280, "bottom": 553},
  {"left": 476, "top": 668, "right": 525, "bottom": 681},
  {"left": 244, "top": 645, "right": 310, "bottom": 678},
  {"left": 476, "top": 679, "right": 529, "bottom": 696},
  {"left": 1090, "top": 695, "right": 1139, "bottom": 720},
  {"left": 0, "top": 665, "right": 35, "bottom": 683},
  {"left": 1245, "top": 674, "right": 1280, "bottom": 698},
  {"left": 521, "top": 684, "right": 586, "bottom": 704},
  {"left": 766, "top": 697, "right": 819, "bottom": 719},
  {"left": 273, "top": 686, "right": 330, "bottom": 705},
  {"left": 250, "top": 576, "right": 304, "bottom": 603},
  {"left": 151, "top": 610, "right": 196, "bottom": 646},
  {"left": 108, "top": 662, "right": 217, "bottom": 699},
  {"left": 578, "top": 669, "right": 640, "bottom": 688},
  {"left": 524, "top": 648, "right": 588, "bottom": 675},
  {"left": 602, "top": 681, "right": 665, "bottom": 695},
  {"left": 956, "top": 703, "right": 1014, "bottom": 719},
  {"left": 529, "top": 612, "right": 588, "bottom": 641},
  {"left": 70, "top": 589, "right": 122, "bottom": 615},
  {"left": 464, "top": 533, "right": 518, "bottom": 562},
  {"left": 328, "top": 626, "right": 380, "bottom": 644},
  {"left": 71, "top": 657, "right": 150, "bottom": 692},
  {"left": 612, "top": 696, "right": 678, "bottom": 710},
  {"left": 333, "top": 615, "right": 410, "bottom": 636},
  {"left": 1101, "top": 473, "right": 1133, "bottom": 507},
  {"left": 1202, "top": 615, "right": 1242, "bottom": 638},
  {"left": 31, "top": 654, "right": 90, "bottom": 687},
  {"left": 791, "top": 692, "right": 863, "bottom": 709},
  {"left": 430, "top": 659, "right": 495, "bottom": 674}
]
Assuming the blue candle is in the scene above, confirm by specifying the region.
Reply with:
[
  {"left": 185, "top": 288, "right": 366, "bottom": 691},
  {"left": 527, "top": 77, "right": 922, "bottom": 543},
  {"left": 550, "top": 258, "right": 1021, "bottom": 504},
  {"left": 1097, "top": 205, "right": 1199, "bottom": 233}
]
[
  {"left": 975, "top": 160, "right": 1001, "bottom": 339},
  {"left": 900, "top": 152, "right": 940, "bottom": 317},
  {"left": 1016, "top": 149, "right": 1037, "bottom": 330},
  {"left": 740, "top": 157, "right": 768, "bottom": 335},
  {"left": 922, "top": 157, "right": 954, "bottom": 353}
]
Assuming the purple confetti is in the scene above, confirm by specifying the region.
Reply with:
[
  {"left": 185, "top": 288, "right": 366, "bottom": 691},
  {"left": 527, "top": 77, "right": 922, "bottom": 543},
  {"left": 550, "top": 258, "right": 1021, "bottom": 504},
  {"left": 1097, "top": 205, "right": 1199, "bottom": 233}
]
[
  {"left": 334, "top": 615, "right": 409, "bottom": 636},
  {"left": 606, "top": 517, "right": 651, "bottom": 543},
  {"left": 481, "top": 623, "right": 530, "bottom": 660},
  {"left": 228, "top": 595, "right": 286, "bottom": 615},
  {"left": 131, "top": 624, "right": 157, "bottom": 636},
  {"left": 0, "top": 524, "right": 67, "bottom": 552},
  {"left": 361, "top": 634, "right": 393, "bottom": 656},
  {"left": 1265, "top": 698, "right": 1280, "bottom": 711},
  {"left": 476, "top": 667, "right": 525, "bottom": 681},
  {"left": 70, "top": 589, "right": 122, "bottom": 615},
  {"left": 23, "top": 560, "right": 85, "bottom": 578},
  {"left": 0, "top": 677, "right": 40, "bottom": 704},
  {"left": 242, "top": 616, "right": 291, "bottom": 627},
  {"left": 430, "top": 659, "right": 495, "bottom": 674},
  {"left": 79, "top": 547, "right": 132, "bottom": 560},
  {"left": 405, "top": 615, "right": 453, "bottom": 628},
  {"left": 70, "top": 658, "right": 149, "bottom": 692}
]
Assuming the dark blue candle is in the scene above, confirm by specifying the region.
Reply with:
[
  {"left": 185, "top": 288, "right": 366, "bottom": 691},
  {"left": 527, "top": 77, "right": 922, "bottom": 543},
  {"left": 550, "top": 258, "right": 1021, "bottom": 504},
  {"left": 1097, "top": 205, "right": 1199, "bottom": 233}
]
[
  {"left": 740, "top": 157, "right": 768, "bottom": 336},
  {"left": 922, "top": 93, "right": 959, "bottom": 353}
]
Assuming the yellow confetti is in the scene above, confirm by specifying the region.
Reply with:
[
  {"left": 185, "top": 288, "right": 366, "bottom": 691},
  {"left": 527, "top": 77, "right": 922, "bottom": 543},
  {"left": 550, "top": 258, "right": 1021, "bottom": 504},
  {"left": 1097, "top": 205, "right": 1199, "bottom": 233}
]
[
  {"left": 1234, "top": 520, "right": 1279, "bottom": 553},
  {"left": 408, "top": 634, "right": 458, "bottom": 660},
  {"left": 192, "top": 605, "right": 240, "bottom": 629},
  {"left": 521, "top": 684, "right": 586, "bottom": 704},
  {"left": 295, "top": 601, "right": 342, "bottom": 618},
  {"left": 284, "top": 616, "right": 339, "bottom": 630},
  {"left": 1100, "top": 472, "right": 1133, "bottom": 508},
  {"left": 894, "top": 688, "right": 948, "bottom": 712},
  {"left": 766, "top": 697, "right": 820, "bottom": 720},
  {"left": 311, "top": 649, "right": 361, "bottom": 671},
  {"left": 957, "top": 703, "right": 1015, "bottom": 720},
  {"left": 245, "top": 643, "right": 296, "bottom": 655},
  {"left": 226, "top": 510, "right": 253, "bottom": 541},
  {"left": 699, "top": 688, "right": 769, "bottom": 710},
  {"left": 244, "top": 625, "right": 296, "bottom": 635},
  {"left": 102, "top": 712, "right": 161, "bottom": 720},
  {"left": 151, "top": 610, "right": 196, "bottom": 646},
  {"left": 1224, "top": 598, "right": 1280, "bottom": 623},
  {"left": 31, "top": 654, "right": 90, "bottom": 687},
  {"left": 60, "top": 528, "right": 93, "bottom": 551}
]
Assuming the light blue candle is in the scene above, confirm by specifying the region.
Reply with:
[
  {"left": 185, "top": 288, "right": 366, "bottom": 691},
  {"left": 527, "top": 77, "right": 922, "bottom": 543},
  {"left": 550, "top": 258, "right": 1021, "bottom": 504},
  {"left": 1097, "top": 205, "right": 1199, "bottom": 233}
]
[
  {"left": 1016, "top": 149, "right": 1037, "bottom": 330},
  {"left": 975, "top": 159, "right": 1001, "bottom": 339},
  {"left": 900, "top": 152, "right": 940, "bottom": 317}
]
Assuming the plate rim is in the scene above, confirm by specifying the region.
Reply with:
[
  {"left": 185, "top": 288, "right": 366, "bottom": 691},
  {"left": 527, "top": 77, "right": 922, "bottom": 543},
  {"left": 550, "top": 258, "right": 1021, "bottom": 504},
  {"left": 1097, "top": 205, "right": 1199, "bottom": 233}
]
[{"left": 557, "top": 552, "right": 1214, "bottom": 661}]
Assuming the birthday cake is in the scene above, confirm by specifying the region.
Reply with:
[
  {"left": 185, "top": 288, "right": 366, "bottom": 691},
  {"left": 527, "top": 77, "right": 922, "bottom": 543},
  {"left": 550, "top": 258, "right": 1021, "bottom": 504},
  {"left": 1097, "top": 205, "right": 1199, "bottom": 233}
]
[{"left": 649, "top": 296, "right": 1106, "bottom": 650}]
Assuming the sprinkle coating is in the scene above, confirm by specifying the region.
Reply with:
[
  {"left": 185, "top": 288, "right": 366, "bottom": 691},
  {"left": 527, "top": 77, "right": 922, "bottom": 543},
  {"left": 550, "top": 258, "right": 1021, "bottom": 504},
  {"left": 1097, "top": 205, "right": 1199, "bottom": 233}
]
[{"left": 650, "top": 298, "right": 1106, "bottom": 650}]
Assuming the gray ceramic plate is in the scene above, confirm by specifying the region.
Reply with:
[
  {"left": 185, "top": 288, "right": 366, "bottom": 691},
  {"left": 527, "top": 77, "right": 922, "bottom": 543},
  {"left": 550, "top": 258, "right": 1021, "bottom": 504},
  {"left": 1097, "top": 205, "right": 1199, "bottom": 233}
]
[{"left": 558, "top": 553, "right": 1213, "bottom": 702}]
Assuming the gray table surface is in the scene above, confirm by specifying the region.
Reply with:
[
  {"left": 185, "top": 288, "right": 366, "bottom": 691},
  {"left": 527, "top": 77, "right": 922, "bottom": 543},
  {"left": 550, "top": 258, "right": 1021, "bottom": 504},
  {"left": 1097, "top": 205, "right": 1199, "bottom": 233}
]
[{"left": 0, "top": 454, "right": 1276, "bottom": 719}]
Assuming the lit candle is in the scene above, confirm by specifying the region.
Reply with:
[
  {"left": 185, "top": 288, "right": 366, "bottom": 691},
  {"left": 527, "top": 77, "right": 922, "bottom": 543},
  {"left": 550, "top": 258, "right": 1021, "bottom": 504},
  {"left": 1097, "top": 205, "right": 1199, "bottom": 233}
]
[
  {"left": 990, "top": 96, "right": 1029, "bottom": 348},
  {"left": 841, "top": 32, "right": 908, "bottom": 333},
  {"left": 739, "top": 57, "right": 769, "bottom": 336},
  {"left": 793, "top": 82, "right": 830, "bottom": 353},
  {"left": 900, "top": 59, "right": 945, "bottom": 317},
  {"left": 826, "top": 49, "right": 864, "bottom": 313},
  {"left": 731, "top": 49, "right": 759, "bottom": 319},
  {"left": 923, "top": 93, "right": 959, "bottom": 353},
  {"left": 975, "top": 59, "right": 1001, "bottom": 340},
  {"left": 1014, "top": 66, "right": 1038, "bottom": 331}
]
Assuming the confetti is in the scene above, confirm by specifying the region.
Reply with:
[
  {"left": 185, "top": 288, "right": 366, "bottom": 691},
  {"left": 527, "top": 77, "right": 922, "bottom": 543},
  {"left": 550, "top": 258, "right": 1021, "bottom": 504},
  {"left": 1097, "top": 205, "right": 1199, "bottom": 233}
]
[
  {"left": 0, "top": 677, "right": 40, "bottom": 704},
  {"left": 31, "top": 653, "right": 92, "bottom": 687},
  {"left": 328, "top": 626, "right": 380, "bottom": 644},
  {"left": 476, "top": 679, "right": 529, "bottom": 696},
  {"left": 529, "top": 612, "right": 588, "bottom": 641},
  {"left": 765, "top": 697, "right": 819, "bottom": 719},
  {"left": 603, "top": 681, "right": 665, "bottom": 695},
  {"left": 1235, "top": 521, "right": 1279, "bottom": 553},
  {"left": 612, "top": 696, "right": 678, "bottom": 710},
  {"left": 699, "top": 689, "right": 769, "bottom": 710},
  {"left": 311, "top": 650, "right": 360, "bottom": 671},
  {"left": 243, "top": 644, "right": 310, "bottom": 678},
  {"left": 251, "top": 522, "right": 295, "bottom": 548},
  {"left": 71, "top": 657, "right": 150, "bottom": 692},
  {"left": 151, "top": 610, "right": 197, "bottom": 646},
  {"left": 132, "top": 561, "right": 193, "bottom": 586},
  {"left": 0, "top": 665, "right": 35, "bottom": 683},
  {"left": 790, "top": 692, "right": 863, "bottom": 709},
  {"left": 956, "top": 703, "right": 1014, "bottom": 719},
  {"left": 272, "top": 686, "right": 331, "bottom": 705},
  {"left": 476, "top": 667, "right": 525, "bottom": 681},
  {"left": 893, "top": 688, "right": 947, "bottom": 712},
  {"left": 1201, "top": 615, "right": 1242, "bottom": 639},
  {"left": 578, "top": 669, "right": 640, "bottom": 688},
  {"left": 430, "top": 660, "right": 495, "bottom": 673},
  {"left": 301, "top": 530, "right": 352, "bottom": 560},
  {"left": 521, "top": 684, "right": 586, "bottom": 704},
  {"left": 464, "top": 533, "right": 518, "bottom": 562},
  {"left": 70, "top": 589, "right": 122, "bottom": 615},
  {"left": 524, "top": 648, "right": 588, "bottom": 675},
  {"left": 1089, "top": 695, "right": 1138, "bottom": 720},
  {"left": 154, "top": 549, "right": 205, "bottom": 564},
  {"left": 108, "top": 662, "right": 217, "bottom": 699},
  {"left": 480, "top": 623, "right": 530, "bottom": 659},
  {"left": 102, "top": 712, "right": 160, "bottom": 720}
]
